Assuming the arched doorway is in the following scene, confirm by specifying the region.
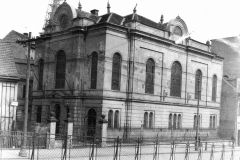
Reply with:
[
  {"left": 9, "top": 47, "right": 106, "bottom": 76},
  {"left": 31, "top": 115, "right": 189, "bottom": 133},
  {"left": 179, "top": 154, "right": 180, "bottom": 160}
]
[
  {"left": 54, "top": 104, "right": 61, "bottom": 135},
  {"left": 87, "top": 109, "right": 96, "bottom": 137}
]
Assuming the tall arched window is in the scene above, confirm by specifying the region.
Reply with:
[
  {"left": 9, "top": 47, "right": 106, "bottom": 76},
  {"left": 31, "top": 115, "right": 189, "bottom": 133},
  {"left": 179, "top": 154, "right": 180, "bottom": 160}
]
[
  {"left": 55, "top": 51, "right": 66, "bottom": 89},
  {"left": 91, "top": 52, "right": 98, "bottom": 89},
  {"left": 144, "top": 112, "right": 148, "bottom": 128},
  {"left": 38, "top": 59, "right": 44, "bottom": 90},
  {"left": 212, "top": 75, "right": 217, "bottom": 102},
  {"left": 36, "top": 106, "right": 42, "bottom": 123},
  {"left": 169, "top": 114, "right": 172, "bottom": 129},
  {"left": 195, "top": 69, "right": 202, "bottom": 100},
  {"left": 145, "top": 58, "right": 155, "bottom": 94},
  {"left": 170, "top": 61, "right": 182, "bottom": 97},
  {"left": 108, "top": 110, "right": 113, "bottom": 128},
  {"left": 112, "top": 53, "right": 122, "bottom": 90},
  {"left": 114, "top": 110, "right": 119, "bottom": 128},
  {"left": 149, "top": 112, "right": 153, "bottom": 128}
]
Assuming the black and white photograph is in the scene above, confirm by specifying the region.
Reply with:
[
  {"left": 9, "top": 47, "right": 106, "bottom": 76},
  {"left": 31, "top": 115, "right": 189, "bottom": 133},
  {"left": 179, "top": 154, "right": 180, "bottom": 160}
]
[{"left": 0, "top": 0, "right": 240, "bottom": 159}]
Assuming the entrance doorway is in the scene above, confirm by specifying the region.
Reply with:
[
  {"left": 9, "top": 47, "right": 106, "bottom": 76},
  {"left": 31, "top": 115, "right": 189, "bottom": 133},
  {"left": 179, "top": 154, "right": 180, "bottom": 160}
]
[
  {"left": 87, "top": 109, "right": 96, "bottom": 137},
  {"left": 54, "top": 104, "right": 61, "bottom": 135}
]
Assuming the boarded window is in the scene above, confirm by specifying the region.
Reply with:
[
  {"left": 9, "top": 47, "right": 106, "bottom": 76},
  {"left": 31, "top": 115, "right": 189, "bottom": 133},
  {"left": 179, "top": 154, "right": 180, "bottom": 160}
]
[
  {"left": 195, "top": 70, "right": 202, "bottom": 100},
  {"left": 38, "top": 59, "right": 44, "bottom": 90},
  {"left": 108, "top": 110, "right": 113, "bottom": 128},
  {"left": 114, "top": 110, "right": 119, "bottom": 128},
  {"left": 212, "top": 75, "right": 217, "bottom": 102},
  {"left": 111, "top": 53, "right": 122, "bottom": 90},
  {"left": 170, "top": 61, "right": 182, "bottom": 97},
  {"left": 55, "top": 51, "right": 66, "bottom": 89},
  {"left": 36, "top": 106, "right": 42, "bottom": 123},
  {"left": 91, "top": 52, "right": 98, "bottom": 89},
  {"left": 145, "top": 59, "right": 155, "bottom": 94}
]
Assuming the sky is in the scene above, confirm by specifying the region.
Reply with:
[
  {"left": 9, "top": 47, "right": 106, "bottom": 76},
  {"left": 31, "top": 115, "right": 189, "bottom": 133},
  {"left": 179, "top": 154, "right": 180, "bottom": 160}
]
[{"left": 0, "top": 0, "right": 240, "bottom": 43}]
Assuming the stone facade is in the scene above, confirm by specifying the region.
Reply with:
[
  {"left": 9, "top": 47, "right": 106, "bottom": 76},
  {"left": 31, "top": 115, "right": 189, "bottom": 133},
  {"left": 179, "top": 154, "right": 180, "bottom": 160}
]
[{"left": 32, "top": 2, "right": 223, "bottom": 138}]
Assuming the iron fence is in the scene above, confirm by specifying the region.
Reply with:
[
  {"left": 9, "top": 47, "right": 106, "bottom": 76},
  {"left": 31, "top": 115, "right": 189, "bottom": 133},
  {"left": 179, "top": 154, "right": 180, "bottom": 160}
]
[{"left": 0, "top": 131, "right": 239, "bottom": 160}]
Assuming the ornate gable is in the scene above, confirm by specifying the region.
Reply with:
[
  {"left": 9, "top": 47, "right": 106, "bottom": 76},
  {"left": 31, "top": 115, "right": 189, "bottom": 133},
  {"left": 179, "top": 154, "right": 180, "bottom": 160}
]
[{"left": 53, "top": 2, "right": 77, "bottom": 30}]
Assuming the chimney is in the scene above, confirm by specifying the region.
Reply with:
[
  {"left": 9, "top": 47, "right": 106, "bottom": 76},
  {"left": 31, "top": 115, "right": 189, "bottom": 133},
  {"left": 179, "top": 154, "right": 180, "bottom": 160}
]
[
  {"left": 90, "top": 9, "right": 99, "bottom": 16},
  {"left": 23, "top": 33, "right": 28, "bottom": 37}
]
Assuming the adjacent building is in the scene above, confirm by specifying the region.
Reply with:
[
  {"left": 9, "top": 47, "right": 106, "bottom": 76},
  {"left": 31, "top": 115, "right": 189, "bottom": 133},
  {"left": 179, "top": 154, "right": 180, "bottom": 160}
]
[
  {"left": 32, "top": 1, "right": 223, "bottom": 139},
  {"left": 2, "top": 30, "right": 35, "bottom": 131},
  {"left": 212, "top": 37, "right": 240, "bottom": 145},
  {"left": 0, "top": 39, "right": 19, "bottom": 131}
]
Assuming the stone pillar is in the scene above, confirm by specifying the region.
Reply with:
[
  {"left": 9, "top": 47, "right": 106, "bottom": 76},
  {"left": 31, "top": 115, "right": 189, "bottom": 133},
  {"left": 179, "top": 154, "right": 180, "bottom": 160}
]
[
  {"left": 47, "top": 112, "right": 57, "bottom": 149},
  {"left": 64, "top": 113, "right": 74, "bottom": 148},
  {"left": 98, "top": 114, "right": 108, "bottom": 147}
]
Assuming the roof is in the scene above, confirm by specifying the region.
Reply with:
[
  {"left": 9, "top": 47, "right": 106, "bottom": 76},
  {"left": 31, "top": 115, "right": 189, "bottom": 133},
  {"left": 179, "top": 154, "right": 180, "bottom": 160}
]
[
  {"left": 0, "top": 40, "right": 19, "bottom": 79},
  {"left": 4, "top": 30, "right": 28, "bottom": 41},
  {"left": 98, "top": 13, "right": 124, "bottom": 25}
]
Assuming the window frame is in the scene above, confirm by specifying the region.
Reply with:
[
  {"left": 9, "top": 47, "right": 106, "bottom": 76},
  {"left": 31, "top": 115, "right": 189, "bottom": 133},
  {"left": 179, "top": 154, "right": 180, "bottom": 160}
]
[
  {"left": 195, "top": 69, "right": 202, "bottom": 100},
  {"left": 170, "top": 61, "right": 182, "bottom": 97},
  {"left": 145, "top": 58, "right": 155, "bottom": 94},
  {"left": 111, "top": 53, "right": 122, "bottom": 90},
  {"left": 55, "top": 51, "right": 66, "bottom": 89}
]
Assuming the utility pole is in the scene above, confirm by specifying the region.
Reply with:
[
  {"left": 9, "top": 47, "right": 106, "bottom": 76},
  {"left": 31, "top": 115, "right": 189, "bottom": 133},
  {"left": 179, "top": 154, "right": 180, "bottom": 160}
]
[
  {"left": 19, "top": 32, "right": 32, "bottom": 157},
  {"left": 195, "top": 78, "right": 201, "bottom": 151}
]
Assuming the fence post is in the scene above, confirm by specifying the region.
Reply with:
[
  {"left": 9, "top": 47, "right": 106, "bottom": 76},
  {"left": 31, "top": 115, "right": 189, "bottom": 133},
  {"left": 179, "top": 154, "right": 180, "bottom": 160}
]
[
  {"left": 64, "top": 113, "right": 73, "bottom": 148},
  {"left": 31, "top": 129, "right": 36, "bottom": 160},
  {"left": 209, "top": 143, "right": 214, "bottom": 160},
  {"left": 47, "top": 112, "right": 57, "bottom": 149},
  {"left": 113, "top": 136, "right": 120, "bottom": 160},
  {"left": 230, "top": 142, "right": 234, "bottom": 160},
  {"left": 220, "top": 144, "right": 225, "bottom": 160},
  {"left": 170, "top": 141, "right": 175, "bottom": 160},
  {"left": 98, "top": 114, "right": 108, "bottom": 148},
  {"left": 184, "top": 142, "right": 189, "bottom": 160},
  {"left": 205, "top": 141, "right": 207, "bottom": 151}
]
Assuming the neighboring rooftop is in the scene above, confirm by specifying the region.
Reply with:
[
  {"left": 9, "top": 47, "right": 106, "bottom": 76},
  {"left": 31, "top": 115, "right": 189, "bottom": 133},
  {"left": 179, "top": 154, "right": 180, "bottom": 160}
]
[{"left": 0, "top": 39, "right": 19, "bottom": 79}]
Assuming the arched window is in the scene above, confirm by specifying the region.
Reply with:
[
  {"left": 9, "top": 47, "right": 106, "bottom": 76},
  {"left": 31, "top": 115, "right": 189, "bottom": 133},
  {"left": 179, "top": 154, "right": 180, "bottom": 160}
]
[
  {"left": 114, "top": 110, "right": 119, "bottom": 128},
  {"left": 55, "top": 51, "right": 66, "bottom": 89},
  {"left": 195, "top": 70, "right": 202, "bottom": 100},
  {"left": 38, "top": 59, "right": 44, "bottom": 90},
  {"left": 36, "top": 106, "right": 42, "bottom": 123},
  {"left": 210, "top": 116, "right": 213, "bottom": 129},
  {"left": 112, "top": 53, "right": 122, "bottom": 90},
  {"left": 169, "top": 114, "right": 172, "bottom": 129},
  {"left": 144, "top": 112, "right": 148, "bottom": 128},
  {"left": 212, "top": 75, "right": 217, "bottom": 102},
  {"left": 149, "top": 112, "right": 153, "bottom": 128},
  {"left": 194, "top": 115, "right": 197, "bottom": 129},
  {"left": 108, "top": 110, "right": 113, "bottom": 128},
  {"left": 170, "top": 61, "right": 182, "bottom": 97},
  {"left": 91, "top": 52, "right": 98, "bottom": 89},
  {"left": 145, "top": 58, "right": 155, "bottom": 94},
  {"left": 173, "top": 114, "right": 177, "bottom": 129},
  {"left": 173, "top": 26, "right": 183, "bottom": 36},
  {"left": 178, "top": 114, "right": 182, "bottom": 129}
]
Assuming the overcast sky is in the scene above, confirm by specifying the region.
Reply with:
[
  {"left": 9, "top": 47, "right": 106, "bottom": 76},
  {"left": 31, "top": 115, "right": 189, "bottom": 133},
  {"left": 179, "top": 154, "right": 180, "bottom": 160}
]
[{"left": 0, "top": 0, "right": 240, "bottom": 43}]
